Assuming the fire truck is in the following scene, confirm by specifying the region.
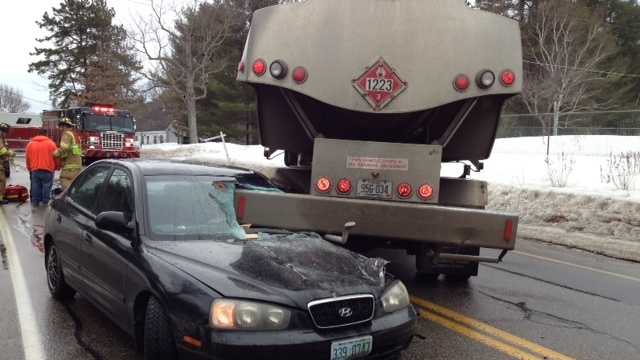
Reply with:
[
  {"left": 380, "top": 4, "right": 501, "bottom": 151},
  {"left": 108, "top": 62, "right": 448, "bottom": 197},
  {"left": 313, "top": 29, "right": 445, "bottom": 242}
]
[
  {"left": 233, "top": 0, "right": 523, "bottom": 281},
  {"left": 42, "top": 104, "right": 139, "bottom": 164}
]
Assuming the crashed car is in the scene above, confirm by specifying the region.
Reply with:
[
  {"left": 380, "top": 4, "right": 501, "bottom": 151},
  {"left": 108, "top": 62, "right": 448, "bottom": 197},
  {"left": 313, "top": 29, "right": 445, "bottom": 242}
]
[{"left": 43, "top": 160, "right": 416, "bottom": 360}]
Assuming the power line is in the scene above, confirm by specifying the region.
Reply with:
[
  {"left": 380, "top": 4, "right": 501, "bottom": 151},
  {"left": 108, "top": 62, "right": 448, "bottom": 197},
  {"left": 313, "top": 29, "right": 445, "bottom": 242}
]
[
  {"left": 503, "top": 109, "right": 640, "bottom": 117},
  {"left": 523, "top": 60, "right": 640, "bottom": 79}
]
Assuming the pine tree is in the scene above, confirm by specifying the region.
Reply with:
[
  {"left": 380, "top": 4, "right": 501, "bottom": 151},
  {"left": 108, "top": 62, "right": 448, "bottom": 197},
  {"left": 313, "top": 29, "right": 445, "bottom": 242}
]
[{"left": 29, "top": 0, "right": 141, "bottom": 107}]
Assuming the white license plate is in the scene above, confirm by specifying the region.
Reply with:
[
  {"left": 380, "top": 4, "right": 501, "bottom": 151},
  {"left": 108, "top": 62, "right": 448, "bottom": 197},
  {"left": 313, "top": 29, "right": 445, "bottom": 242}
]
[
  {"left": 356, "top": 180, "right": 393, "bottom": 199},
  {"left": 330, "top": 336, "right": 373, "bottom": 360}
]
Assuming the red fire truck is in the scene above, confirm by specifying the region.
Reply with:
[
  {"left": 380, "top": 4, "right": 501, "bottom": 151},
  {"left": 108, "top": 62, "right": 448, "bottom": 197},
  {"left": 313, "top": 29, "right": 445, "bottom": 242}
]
[
  {"left": 0, "top": 112, "right": 43, "bottom": 151},
  {"left": 42, "top": 104, "right": 139, "bottom": 164}
]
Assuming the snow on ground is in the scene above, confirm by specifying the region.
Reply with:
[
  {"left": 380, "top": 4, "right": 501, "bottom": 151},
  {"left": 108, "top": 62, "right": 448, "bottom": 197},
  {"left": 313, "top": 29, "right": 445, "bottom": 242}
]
[{"left": 143, "top": 136, "right": 640, "bottom": 258}]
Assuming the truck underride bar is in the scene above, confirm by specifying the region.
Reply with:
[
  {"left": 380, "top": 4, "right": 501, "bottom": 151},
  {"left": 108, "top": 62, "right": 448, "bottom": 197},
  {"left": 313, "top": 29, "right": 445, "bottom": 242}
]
[{"left": 235, "top": 190, "right": 518, "bottom": 250}]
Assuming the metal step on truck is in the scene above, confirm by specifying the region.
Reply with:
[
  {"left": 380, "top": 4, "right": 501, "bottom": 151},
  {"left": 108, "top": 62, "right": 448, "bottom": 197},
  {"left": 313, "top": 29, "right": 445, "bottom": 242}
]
[{"left": 234, "top": 0, "right": 522, "bottom": 281}]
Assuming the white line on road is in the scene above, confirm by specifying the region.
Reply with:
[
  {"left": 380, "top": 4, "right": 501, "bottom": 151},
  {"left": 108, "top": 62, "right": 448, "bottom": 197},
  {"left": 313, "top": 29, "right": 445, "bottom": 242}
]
[
  {"left": 514, "top": 250, "right": 640, "bottom": 284},
  {"left": 0, "top": 208, "right": 45, "bottom": 360}
]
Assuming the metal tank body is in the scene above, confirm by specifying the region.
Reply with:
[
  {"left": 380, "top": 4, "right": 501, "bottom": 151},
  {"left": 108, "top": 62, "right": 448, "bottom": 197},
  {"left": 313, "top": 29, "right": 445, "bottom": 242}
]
[{"left": 238, "top": 0, "right": 523, "bottom": 162}]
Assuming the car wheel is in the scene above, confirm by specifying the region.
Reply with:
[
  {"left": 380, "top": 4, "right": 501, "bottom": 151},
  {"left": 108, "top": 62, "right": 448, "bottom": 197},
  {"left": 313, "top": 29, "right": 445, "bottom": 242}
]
[
  {"left": 46, "top": 244, "right": 76, "bottom": 300},
  {"left": 143, "top": 297, "right": 178, "bottom": 360}
]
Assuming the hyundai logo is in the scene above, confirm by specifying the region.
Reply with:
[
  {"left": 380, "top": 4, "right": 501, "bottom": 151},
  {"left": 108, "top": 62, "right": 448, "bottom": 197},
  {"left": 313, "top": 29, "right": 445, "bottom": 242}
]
[{"left": 338, "top": 307, "right": 353, "bottom": 318}]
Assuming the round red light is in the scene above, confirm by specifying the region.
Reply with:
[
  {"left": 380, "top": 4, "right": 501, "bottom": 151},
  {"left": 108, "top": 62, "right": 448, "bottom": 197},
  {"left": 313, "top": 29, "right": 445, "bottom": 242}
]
[
  {"left": 252, "top": 59, "right": 266, "bottom": 76},
  {"left": 315, "top": 177, "right": 332, "bottom": 193},
  {"left": 238, "top": 62, "right": 245, "bottom": 73},
  {"left": 417, "top": 184, "right": 434, "bottom": 200},
  {"left": 500, "top": 70, "right": 516, "bottom": 87},
  {"left": 292, "top": 66, "right": 308, "bottom": 84},
  {"left": 337, "top": 179, "right": 352, "bottom": 194},
  {"left": 453, "top": 74, "right": 470, "bottom": 92},
  {"left": 397, "top": 183, "right": 412, "bottom": 198}
]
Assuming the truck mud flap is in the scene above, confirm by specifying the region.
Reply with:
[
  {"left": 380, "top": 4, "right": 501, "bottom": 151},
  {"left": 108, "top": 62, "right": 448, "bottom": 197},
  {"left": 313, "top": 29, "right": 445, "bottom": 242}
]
[{"left": 235, "top": 191, "right": 518, "bottom": 250}]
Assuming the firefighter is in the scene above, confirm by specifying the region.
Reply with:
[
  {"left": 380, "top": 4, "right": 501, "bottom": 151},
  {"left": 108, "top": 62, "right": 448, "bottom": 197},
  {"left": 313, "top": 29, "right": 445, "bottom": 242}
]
[
  {"left": 0, "top": 122, "right": 15, "bottom": 205},
  {"left": 54, "top": 117, "right": 82, "bottom": 190}
]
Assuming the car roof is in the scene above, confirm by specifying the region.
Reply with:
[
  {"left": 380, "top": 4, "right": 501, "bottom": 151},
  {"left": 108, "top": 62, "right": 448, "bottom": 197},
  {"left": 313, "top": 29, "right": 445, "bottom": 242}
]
[{"left": 97, "top": 159, "right": 256, "bottom": 177}]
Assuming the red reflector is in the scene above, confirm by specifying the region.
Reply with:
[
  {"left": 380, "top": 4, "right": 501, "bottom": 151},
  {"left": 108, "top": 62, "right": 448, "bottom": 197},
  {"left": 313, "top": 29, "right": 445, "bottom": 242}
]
[
  {"left": 236, "top": 196, "right": 246, "bottom": 219},
  {"left": 337, "top": 178, "right": 352, "bottom": 194},
  {"left": 252, "top": 59, "right": 266, "bottom": 76},
  {"left": 504, "top": 219, "right": 515, "bottom": 242},
  {"left": 315, "top": 177, "right": 332, "bottom": 193},
  {"left": 397, "top": 183, "right": 412, "bottom": 198},
  {"left": 238, "top": 61, "right": 245, "bottom": 73},
  {"left": 453, "top": 74, "right": 470, "bottom": 92},
  {"left": 500, "top": 70, "right": 516, "bottom": 87},
  {"left": 417, "top": 184, "right": 433, "bottom": 200},
  {"left": 292, "top": 66, "right": 308, "bottom": 84}
]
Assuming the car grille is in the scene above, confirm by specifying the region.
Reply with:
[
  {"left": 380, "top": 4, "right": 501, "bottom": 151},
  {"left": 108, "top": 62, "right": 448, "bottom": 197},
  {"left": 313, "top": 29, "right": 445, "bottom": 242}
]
[
  {"left": 101, "top": 132, "right": 123, "bottom": 150},
  {"left": 308, "top": 294, "right": 375, "bottom": 329}
]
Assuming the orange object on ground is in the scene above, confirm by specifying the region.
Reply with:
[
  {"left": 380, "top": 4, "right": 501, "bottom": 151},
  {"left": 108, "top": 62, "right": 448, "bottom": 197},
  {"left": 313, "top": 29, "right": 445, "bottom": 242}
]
[{"left": 25, "top": 135, "right": 58, "bottom": 173}]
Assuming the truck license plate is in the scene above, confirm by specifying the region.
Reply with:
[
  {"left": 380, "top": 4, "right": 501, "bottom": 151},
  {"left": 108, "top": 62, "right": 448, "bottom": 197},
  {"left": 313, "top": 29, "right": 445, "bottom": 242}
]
[
  {"left": 330, "top": 336, "right": 373, "bottom": 360},
  {"left": 356, "top": 180, "right": 393, "bottom": 199}
]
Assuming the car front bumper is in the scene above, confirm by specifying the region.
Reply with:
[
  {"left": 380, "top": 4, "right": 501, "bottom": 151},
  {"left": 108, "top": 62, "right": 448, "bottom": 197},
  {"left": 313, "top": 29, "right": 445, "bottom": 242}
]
[{"left": 179, "top": 307, "right": 416, "bottom": 360}]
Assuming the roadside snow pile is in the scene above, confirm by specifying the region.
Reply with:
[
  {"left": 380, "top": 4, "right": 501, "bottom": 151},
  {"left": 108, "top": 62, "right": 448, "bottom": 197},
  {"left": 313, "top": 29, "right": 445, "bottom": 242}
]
[{"left": 142, "top": 142, "right": 284, "bottom": 174}]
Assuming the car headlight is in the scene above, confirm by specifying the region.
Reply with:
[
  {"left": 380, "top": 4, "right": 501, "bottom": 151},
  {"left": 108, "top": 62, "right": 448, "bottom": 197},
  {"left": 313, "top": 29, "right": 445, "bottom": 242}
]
[
  {"left": 381, "top": 281, "right": 410, "bottom": 313},
  {"left": 210, "top": 299, "right": 291, "bottom": 331}
]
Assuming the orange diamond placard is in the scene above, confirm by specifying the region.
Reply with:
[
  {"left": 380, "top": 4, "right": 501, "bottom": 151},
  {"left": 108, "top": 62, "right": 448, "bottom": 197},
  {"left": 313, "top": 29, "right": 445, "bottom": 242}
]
[{"left": 353, "top": 58, "right": 408, "bottom": 111}]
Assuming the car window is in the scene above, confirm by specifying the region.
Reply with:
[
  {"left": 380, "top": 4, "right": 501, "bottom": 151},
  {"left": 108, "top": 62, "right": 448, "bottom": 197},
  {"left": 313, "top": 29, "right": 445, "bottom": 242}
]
[
  {"left": 145, "top": 176, "right": 245, "bottom": 241},
  {"left": 68, "top": 166, "right": 111, "bottom": 213},
  {"left": 97, "top": 168, "right": 133, "bottom": 216}
]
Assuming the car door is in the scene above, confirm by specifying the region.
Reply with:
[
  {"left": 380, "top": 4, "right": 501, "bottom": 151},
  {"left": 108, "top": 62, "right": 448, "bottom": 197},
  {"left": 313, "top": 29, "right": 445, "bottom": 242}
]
[
  {"left": 57, "top": 165, "right": 112, "bottom": 293},
  {"left": 83, "top": 166, "right": 135, "bottom": 329}
]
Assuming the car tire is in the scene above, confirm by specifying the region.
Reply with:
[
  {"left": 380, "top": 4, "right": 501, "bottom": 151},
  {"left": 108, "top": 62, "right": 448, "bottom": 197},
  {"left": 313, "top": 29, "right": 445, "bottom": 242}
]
[
  {"left": 46, "top": 244, "right": 76, "bottom": 300},
  {"left": 143, "top": 297, "right": 178, "bottom": 360}
]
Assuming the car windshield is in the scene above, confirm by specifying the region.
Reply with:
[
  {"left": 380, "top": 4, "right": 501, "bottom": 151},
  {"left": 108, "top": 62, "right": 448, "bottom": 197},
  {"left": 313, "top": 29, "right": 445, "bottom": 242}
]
[
  {"left": 82, "top": 114, "right": 135, "bottom": 132},
  {"left": 145, "top": 175, "right": 245, "bottom": 241}
]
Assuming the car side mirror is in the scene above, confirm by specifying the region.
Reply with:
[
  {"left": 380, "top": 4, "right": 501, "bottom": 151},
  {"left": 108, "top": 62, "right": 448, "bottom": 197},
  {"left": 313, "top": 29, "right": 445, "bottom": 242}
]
[
  {"left": 96, "top": 211, "right": 132, "bottom": 234},
  {"left": 52, "top": 187, "right": 63, "bottom": 197}
]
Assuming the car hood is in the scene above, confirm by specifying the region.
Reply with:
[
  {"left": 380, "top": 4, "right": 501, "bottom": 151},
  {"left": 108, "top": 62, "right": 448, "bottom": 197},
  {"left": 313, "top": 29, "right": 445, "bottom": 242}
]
[{"left": 145, "top": 233, "right": 388, "bottom": 309}]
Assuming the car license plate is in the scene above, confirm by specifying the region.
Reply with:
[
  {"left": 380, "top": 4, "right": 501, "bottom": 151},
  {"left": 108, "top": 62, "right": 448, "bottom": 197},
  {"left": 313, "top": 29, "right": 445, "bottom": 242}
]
[
  {"left": 356, "top": 180, "right": 393, "bottom": 199},
  {"left": 330, "top": 336, "right": 373, "bottom": 360}
]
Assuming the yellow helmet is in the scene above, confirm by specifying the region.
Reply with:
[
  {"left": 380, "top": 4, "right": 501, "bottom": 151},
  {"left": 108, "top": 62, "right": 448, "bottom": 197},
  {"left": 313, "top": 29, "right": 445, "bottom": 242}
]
[{"left": 59, "top": 117, "right": 75, "bottom": 127}]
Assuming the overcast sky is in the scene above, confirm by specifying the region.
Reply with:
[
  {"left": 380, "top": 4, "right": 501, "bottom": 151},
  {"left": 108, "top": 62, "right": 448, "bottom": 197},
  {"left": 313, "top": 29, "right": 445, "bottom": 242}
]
[{"left": 0, "top": 0, "right": 190, "bottom": 113}]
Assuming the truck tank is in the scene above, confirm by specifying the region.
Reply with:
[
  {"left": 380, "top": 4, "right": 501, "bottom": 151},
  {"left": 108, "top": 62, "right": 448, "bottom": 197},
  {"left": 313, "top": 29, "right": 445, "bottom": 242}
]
[{"left": 237, "top": 0, "right": 523, "bottom": 164}]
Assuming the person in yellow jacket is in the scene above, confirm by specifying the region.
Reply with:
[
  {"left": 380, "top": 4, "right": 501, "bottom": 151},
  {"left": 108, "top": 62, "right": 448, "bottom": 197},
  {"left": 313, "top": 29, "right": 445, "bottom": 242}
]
[
  {"left": 54, "top": 118, "right": 83, "bottom": 190},
  {"left": 0, "top": 122, "right": 16, "bottom": 205}
]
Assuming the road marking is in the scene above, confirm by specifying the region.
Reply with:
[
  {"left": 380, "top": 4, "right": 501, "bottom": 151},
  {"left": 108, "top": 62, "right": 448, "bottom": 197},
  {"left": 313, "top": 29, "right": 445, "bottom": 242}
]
[
  {"left": 0, "top": 209, "right": 45, "bottom": 360},
  {"left": 513, "top": 251, "right": 640, "bottom": 284},
  {"left": 419, "top": 310, "right": 541, "bottom": 360},
  {"left": 412, "top": 296, "right": 575, "bottom": 360}
]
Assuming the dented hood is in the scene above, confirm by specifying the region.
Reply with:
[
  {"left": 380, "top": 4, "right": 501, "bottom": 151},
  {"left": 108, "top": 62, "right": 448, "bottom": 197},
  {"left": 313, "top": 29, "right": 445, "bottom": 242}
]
[{"left": 145, "top": 233, "right": 387, "bottom": 309}]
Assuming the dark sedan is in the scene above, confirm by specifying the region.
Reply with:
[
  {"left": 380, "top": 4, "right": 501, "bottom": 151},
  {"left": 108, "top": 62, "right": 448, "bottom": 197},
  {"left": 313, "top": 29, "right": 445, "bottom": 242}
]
[{"left": 44, "top": 160, "right": 416, "bottom": 360}]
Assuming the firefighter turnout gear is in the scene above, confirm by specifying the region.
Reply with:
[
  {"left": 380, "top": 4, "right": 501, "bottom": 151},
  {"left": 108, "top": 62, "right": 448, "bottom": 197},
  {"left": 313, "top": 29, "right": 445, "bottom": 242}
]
[
  {"left": 0, "top": 129, "right": 15, "bottom": 204},
  {"left": 55, "top": 130, "right": 82, "bottom": 189},
  {"left": 59, "top": 117, "right": 75, "bottom": 127}
]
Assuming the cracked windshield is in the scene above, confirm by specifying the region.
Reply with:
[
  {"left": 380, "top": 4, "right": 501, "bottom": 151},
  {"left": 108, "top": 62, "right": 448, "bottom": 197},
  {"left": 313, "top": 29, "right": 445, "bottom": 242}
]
[{"left": 0, "top": 1, "right": 639, "bottom": 360}]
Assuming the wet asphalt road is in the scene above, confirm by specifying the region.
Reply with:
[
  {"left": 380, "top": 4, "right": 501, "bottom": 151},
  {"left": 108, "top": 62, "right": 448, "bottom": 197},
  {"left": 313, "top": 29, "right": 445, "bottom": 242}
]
[{"left": 1, "top": 158, "right": 639, "bottom": 360}]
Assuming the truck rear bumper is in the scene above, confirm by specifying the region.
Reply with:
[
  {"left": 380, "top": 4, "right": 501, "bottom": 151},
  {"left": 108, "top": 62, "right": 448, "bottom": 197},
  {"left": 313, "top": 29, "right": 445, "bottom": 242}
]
[{"left": 235, "top": 190, "right": 517, "bottom": 250}]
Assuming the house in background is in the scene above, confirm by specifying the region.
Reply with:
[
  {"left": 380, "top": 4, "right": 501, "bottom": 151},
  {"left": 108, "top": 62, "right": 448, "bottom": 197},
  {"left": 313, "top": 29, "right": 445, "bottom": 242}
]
[{"left": 133, "top": 100, "right": 188, "bottom": 145}]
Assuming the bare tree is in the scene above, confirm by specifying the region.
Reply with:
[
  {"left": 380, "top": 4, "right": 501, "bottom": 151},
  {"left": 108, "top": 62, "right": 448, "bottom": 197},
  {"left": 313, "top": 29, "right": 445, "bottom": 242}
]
[
  {"left": 133, "top": 0, "right": 233, "bottom": 143},
  {"left": 0, "top": 84, "right": 30, "bottom": 113},
  {"left": 520, "top": 0, "right": 625, "bottom": 133}
]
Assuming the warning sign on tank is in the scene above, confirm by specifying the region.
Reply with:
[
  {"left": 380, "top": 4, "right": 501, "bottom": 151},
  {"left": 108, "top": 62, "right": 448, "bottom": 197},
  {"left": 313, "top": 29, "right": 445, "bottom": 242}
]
[
  {"left": 353, "top": 58, "right": 408, "bottom": 111},
  {"left": 347, "top": 156, "right": 409, "bottom": 171}
]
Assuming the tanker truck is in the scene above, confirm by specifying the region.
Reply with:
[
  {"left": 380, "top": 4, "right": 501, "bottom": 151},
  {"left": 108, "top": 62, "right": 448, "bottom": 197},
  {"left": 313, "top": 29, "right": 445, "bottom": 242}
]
[{"left": 234, "top": 0, "right": 522, "bottom": 281}]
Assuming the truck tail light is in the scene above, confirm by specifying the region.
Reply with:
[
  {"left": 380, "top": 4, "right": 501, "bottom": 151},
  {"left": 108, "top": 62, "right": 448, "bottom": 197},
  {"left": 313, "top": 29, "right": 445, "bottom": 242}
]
[
  {"left": 500, "top": 70, "right": 516, "bottom": 87},
  {"left": 292, "top": 66, "right": 308, "bottom": 84},
  {"left": 504, "top": 219, "right": 515, "bottom": 242},
  {"left": 453, "top": 74, "right": 470, "bottom": 92},
  {"left": 417, "top": 184, "right": 433, "bottom": 201},
  {"left": 397, "top": 183, "right": 412, "bottom": 198},
  {"left": 253, "top": 59, "right": 266, "bottom": 77},
  {"left": 337, "top": 178, "right": 352, "bottom": 194},
  {"left": 476, "top": 70, "right": 496, "bottom": 89},
  {"left": 315, "top": 177, "right": 332, "bottom": 193}
]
